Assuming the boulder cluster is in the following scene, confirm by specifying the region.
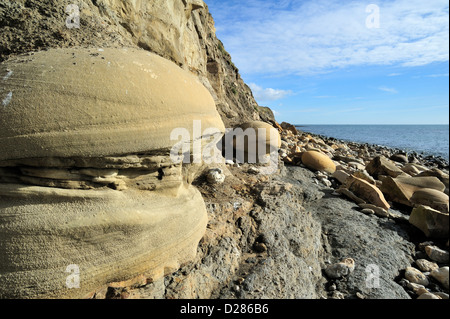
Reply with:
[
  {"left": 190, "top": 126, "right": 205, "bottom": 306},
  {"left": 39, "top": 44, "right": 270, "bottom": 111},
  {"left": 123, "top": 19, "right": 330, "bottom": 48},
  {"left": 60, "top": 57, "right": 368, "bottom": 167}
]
[{"left": 277, "top": 121, "right": 449, "bottom": 299}]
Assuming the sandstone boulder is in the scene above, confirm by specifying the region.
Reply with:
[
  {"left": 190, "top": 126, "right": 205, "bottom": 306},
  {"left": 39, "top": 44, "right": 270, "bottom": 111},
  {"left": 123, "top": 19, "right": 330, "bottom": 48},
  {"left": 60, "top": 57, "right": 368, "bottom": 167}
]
[
  {"left": 417, "top": 169, "right": 450, "bottom": 195},
  {"left": 409, "top": 205, "right": 449, "bottom": 239},
  {"left": 280, "top": 122, "right": 299, "bottom": 135},
  {"left": 380, "top": 176, "right": 445, "bottom": 207},
  {"left": 390, "top": 153, "right": 409, "bottom": 164},
  {"left": 0, "top": 48, "right": 225, "bottom": 299},
  {"left": 401, "top": 164, "right": 422, "bottom": 176},
  {"left": 410, "top": 188, "right": 449, "bottom": 214},
  {"left": 366, "top": 156, "right": 405, "bottom": 179},
  {"left": 301, "top": 151, "right": 336, "bottom": 174},
  {"left": 332, "top": 170, "right": 350, "bottom": 184},
  {"left": 0, "top": 48, "right": 225, "bottom": 160},
  {"left": 344, "top": 176, "right": 390, "bottom": 210},
  {"left": 430, "top": 267, "right": 449, "bottom": 290},
  {"left": 227, "top": 121, "right": 281, "bottom": 164}
]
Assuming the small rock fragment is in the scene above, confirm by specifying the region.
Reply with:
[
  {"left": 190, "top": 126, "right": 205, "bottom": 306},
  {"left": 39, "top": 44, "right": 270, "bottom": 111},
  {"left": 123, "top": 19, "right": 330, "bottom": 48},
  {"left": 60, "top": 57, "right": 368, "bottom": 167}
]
[
  {"left": 430, "top": 267, "right": 449, "bottom": 289},
  {"left": 325, "top": 258, "right": 355, "bottom": 279},
  {"left": 404, "top": 267, "right": 429, "bottom": 286},
  {"left": 425, "top": 245, "right": 449, "bottom": 263},
  {"left": 207, "top": 168, "right": 226, "bottom": 184}
]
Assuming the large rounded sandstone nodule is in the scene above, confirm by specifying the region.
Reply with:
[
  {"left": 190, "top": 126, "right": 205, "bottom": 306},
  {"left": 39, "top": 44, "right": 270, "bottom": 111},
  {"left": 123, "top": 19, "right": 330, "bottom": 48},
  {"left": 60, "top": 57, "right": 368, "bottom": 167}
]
[
  {"left": 0, "top": 47, "right": 225, "bottom": 160},
  {"left": 229, "top": 121, "right": 281, "bottom": 163},
  {"left": 0, "top": 48, "right": 225, "bottom": 299},
  {"left": 301, "top": 151, "right": 336, "bottom": 174}
]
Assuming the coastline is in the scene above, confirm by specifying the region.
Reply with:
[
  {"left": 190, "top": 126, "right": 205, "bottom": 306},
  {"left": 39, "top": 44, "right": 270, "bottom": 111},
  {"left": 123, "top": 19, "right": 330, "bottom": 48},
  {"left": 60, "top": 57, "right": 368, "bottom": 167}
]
[
  {"left": 112, "top": 121, "right": 449, "bottom": 300},
  {"left": 294, "top": 125, "right": 449, "bottom": 168}
]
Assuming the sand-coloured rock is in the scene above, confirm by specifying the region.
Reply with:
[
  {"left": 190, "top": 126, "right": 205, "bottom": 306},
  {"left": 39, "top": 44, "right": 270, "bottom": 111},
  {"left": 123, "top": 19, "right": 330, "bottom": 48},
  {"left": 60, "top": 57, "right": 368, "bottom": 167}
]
[
  {"left": 417, "top": 169, "right": 449, "bottom": 195},
  {"left": 0, "top": 48, "right": 225, "bottom": 160},
  {"left": 0, "top": 48, "right": 226, "bottom": 298},
  {"left": 366, "top": 156, "right": 405, "bottom": 179},
  {"left": 344, "top": 176, "right": 390, "bottom": 210},
  {"left": 228, "top": 121, "right": 281, "bottom": 164},
  {"left": 301, "top": 151, "right": 336, "bottom": 174},
  {"left": 409, "top": 205, "right": 449, "bottom": 239},
  {"left": 0, "top": 184, "right": 207, "bottom": 299},
  {"left": 410, "top": 188, "right": 449, "bottom": 214},
  {"left": 380, "top": 176, "right": 445, "bottom": 207}
]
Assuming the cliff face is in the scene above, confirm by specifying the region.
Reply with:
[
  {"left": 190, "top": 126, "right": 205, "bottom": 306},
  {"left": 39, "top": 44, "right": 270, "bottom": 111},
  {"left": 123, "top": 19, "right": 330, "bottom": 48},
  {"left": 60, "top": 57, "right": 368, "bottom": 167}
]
[{"left": 0, "top": 0, "right": 272, "bottom": 127}]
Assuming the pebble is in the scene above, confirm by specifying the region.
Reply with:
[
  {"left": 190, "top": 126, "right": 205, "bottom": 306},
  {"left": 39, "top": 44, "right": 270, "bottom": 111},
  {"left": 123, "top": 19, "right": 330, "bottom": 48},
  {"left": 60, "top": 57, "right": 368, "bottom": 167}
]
[
  {"left": 225, "top": 159, "right": 234, "bottom": 166},
  {"left": 404, "top": 267, "right": 429, "bottom": 286},
  {"left": 417, "top": 292, "right": 441, "bottom": 299},
  {"left": 434, "top": 292, "right": 449, "bottom": 299},
  {"left": 248, "top": 167, "right": 260, "bottom": 175},
  {"left": 425, "top": 245, "right": 449, "bottom": 264},
  {"left": 330, "top": 291, "right": 345, "bottom": 299},
  {"left": 361, "top": 208, "right": 375, "bottom": 215},
  {"left": 355, "top": 292, "right": 365, "bottom": 299},
  {"left": 430, "top": 267, "right": 449, "bottom": 289},
  {"left": 325, "top": 258, "right": 355, "bottom": 279},
  {"left": 407, "top": 282, "right": 425, "bottom": 293},
  {"left": 206, "top": 168, "right": 225, "bottom": 184}
]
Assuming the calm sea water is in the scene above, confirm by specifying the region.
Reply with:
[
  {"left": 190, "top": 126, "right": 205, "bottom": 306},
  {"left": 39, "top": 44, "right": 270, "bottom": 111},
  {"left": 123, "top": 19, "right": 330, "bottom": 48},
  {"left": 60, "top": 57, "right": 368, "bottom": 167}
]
[{"left": 295, "top": 125, "right": 449, "bottom": 160}]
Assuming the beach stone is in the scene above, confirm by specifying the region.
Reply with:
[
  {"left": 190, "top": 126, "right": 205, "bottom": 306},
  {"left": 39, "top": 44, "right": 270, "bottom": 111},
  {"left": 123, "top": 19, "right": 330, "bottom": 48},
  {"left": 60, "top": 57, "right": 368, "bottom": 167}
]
[
  {"left": 324, "top": 258, "right": 355, "bottom": 279},
  {"left": 410, "top": 189, "right": 449, "bottom": 214},
  {"left": 207, "top": 168, "right": 226, "bottom": 184},
  {"left": 401, "top": 164, "right": 422, "bottom": 176},
  {"left": 404, "top": 267, "right": 429, "bottom": 286},
  {"left": 366, "top": 156, "right": 405, "bottom": 179},
  {"left": 344, "top": 176, "right": 390, "bottom": 210},
  {"left": 434, "top": 292, "right": 449, "bottom": 299},
  {"left": 409, "top": 205, "right": 449, "bottom": 239},
  {"left": 230, "top": 121, "right": 281, "bottom": 164},
  {"left": 406, "top": 282, "right": 426, "bottom": 294},
  {"left": 390, "top": 154, "right": 409, "bottom": 164},
  {"left": 417, "top": 292, "right": 441, "bottom": 299},
  {"left": 280, "top": 122, "right": 299, "bottom": 135},
  {"left": 430, "top": 267, "right": 449, "bottom": 289},
  {"left": 380, "top": 176, "right": 446, "bottom": 207},
  {"left": 337, "top": 188, "right": 366, "bottom": 205},
  {"left": 417, "top": 169, "right": 450, "bottom": 195},
  {"left": 301, "top": 151, "right": 336, "bottom": 174},
  {"left": 358, "top": 204, "right": 389, "bottom": 218},
  {"left": 361, "top": 208, "right": 375, "bottom": 215},
  {"left": 353, "top": 170, "right": 376, "bottom": 185},
  {"left": 415, "top": 259, "right": 439, "bottom": 272},
  {"left": 332, "top": 170, "right": 350, "bottom": 184},
  {"left": 425, "top": 246, "right": 450, "bottom": 264}
]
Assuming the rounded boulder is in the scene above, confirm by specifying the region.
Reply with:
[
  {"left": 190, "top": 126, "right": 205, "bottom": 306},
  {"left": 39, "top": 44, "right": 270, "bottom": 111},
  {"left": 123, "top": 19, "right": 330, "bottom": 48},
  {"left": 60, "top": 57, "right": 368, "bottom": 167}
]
[{"left": 301, "top": 151, "right": 336, "bottom": 174}]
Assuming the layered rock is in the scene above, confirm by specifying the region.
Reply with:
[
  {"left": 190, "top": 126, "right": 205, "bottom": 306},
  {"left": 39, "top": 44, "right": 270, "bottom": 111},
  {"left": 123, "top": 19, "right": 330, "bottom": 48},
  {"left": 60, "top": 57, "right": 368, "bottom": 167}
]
[
  {"left": 0, "top": 0, "right": 269, "bottom": 128},
  {"left": 0, "top": 47, "right": 225, "bottom": 298}
]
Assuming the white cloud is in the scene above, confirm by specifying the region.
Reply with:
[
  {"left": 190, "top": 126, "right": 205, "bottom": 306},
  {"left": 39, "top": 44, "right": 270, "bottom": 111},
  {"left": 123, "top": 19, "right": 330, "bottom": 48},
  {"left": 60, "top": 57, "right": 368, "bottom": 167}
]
[
  {"left": 248, "top": 83, "right": 292, "bottom": 102},
  {"left": 210, "top": 0, "right": 449, "bottom": 76},
  {"left": 426, "top": 73, "right": 449, "bottom": 77},
  {"left": 378, "top": 86, "right": 398, "bottom": 93}
]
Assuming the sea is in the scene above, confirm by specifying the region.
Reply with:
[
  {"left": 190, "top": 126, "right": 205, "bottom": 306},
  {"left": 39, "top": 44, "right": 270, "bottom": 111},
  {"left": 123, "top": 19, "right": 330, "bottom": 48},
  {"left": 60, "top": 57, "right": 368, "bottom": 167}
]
[{"left": 295, "top": 125, "right": 449, "bottom": 161}]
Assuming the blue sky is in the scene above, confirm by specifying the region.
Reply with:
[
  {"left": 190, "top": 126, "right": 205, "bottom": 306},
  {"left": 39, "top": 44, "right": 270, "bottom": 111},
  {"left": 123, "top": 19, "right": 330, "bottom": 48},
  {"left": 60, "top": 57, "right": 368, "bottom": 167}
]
[{"left": 205, "top": 0, "right": 449, "bottom": 124}]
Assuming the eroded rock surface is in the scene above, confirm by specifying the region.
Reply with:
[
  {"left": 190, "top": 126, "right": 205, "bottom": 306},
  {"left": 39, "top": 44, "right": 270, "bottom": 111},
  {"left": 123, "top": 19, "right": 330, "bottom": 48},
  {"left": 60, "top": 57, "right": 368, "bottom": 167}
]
[{"left": 0, "top": 47, "right": 225, "bottom": 299}]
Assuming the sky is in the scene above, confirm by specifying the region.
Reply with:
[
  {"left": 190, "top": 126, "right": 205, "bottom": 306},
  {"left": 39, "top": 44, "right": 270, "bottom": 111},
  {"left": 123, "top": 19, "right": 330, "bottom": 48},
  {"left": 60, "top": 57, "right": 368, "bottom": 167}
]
[{"left": 205, "top": 0, "right": 449, "bottom": 125}]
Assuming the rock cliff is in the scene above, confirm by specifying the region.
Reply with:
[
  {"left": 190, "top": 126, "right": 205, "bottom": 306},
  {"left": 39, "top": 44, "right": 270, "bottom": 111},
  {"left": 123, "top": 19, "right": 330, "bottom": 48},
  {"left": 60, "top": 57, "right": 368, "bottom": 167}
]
[{"left": 0, "top": 0, "right": 270, "bottom": 127}]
